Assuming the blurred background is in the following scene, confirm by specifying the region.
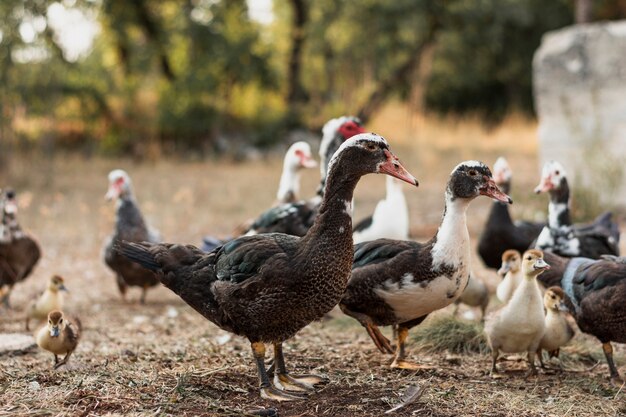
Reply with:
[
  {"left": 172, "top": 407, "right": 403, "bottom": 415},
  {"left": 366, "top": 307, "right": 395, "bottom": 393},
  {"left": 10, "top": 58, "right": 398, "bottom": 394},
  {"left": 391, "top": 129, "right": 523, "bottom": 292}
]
[{"left": 2, "top": 0, "right": 624, "bottom": 159}]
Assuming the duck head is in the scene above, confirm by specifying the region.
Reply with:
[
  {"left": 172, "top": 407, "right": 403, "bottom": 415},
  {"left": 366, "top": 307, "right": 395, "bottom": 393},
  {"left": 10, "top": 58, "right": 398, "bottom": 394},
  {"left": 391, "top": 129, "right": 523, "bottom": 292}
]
[
  {"left": 105, "top": 169, "right": 133, "bottom": 201},
  {"left": 326, "top": 133, "right": 418, "bottom": 187},
  {"left": 521, "top": 249, "right": 550, "bottom": 277},
  {"left": 492, "top": 157, "right": 512, "bottom": 190},
  {"left": 498, "top": 249, "right": 521, "bottom": 277},
  {"left": 47, "top": 310, "right": 66, "bottom": 338},
  {"left": 534, "top": 160, "right": 567, "bottom": 194},
  {"left": 319, "top": 116, "right": 366, "bottom": 177},
  {"left": 447, "top": 161, "right": 512, "bottom": 203},
  {"left": 544, "top": 286, "right": 568, "bottom": 312},
  {"left": 49, "top": 275, "right": 68, "bottom": 293},
  {"left": 285, "top": 141, "right": 317, "bottom": 170},
  {"left": 1, "top": 189, "right": 18, "bottom": 218}
]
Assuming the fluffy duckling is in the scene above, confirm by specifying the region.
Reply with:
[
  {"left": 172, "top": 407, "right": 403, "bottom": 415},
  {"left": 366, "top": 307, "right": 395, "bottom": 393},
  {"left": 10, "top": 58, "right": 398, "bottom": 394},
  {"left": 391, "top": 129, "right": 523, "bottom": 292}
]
[
  {"left": 26, "top": 275, "right": 68, "bottom": 330},
  {"left": 36, "top": 310, "right": 81, "bottom": 369},
  {"left": 537, "top": 286, "right": 575, "bottom": 368},
  {"left": 454, "top": 273, "right": 489, "bottom": 321},
  {"left": 496, "top": 249, "right": 522, "bottom": 304},
  {"left": 485, "top": 249, "right": 549, "bottom": 376}
]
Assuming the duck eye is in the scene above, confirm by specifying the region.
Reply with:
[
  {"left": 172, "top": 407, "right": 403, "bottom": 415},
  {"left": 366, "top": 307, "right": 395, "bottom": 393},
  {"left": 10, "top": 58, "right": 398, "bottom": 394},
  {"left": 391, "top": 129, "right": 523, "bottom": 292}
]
[
  {"left": 527, "top": 256, "right": 532, "bottom": 260},
  {"left": 59, "top": 319, "right": 63, "bottom": 324},
  {"left": 555, "top": 170, "right": 560, "bottom": 175},
  {"left": 468, "top": 170, "right": 478, "bottom": 176},
  {"left": 364, "top": 143, "right": 377, "bottom": 151}
]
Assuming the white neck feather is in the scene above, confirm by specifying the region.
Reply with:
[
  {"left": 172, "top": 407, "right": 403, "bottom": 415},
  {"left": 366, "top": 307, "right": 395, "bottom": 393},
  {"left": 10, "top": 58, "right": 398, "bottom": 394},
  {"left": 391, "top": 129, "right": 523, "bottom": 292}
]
[
  {"left": 431, "top": 193, "right": 471, "bottom": 269},
  {"left": 276, "top": 162, "right": 301, "bottom": 203},
  {"left": 548, "top": 201, "right": 568, "bottom": 228}
]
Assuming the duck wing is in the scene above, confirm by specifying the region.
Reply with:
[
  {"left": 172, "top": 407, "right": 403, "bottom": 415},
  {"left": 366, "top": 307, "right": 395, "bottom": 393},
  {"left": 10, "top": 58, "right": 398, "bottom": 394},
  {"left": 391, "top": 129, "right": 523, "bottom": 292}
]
[
  {"left": 0, "top": 235, "right": 41, "bottom": 286},
  {"left": 245, "top": 200, "right": 318, "bottom": 237}
]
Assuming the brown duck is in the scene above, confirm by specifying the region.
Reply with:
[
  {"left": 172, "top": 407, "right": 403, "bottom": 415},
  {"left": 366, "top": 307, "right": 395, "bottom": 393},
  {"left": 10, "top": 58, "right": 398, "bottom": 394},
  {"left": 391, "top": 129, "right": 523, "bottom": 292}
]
[
  {"left": 117, "top": 133, "right": 418, "bottom": 401},
  {"left": 103, "top": 170, "right": 161, "bottom": 303},
  {"left": 0, "top": 188, "right": 41, "bottom": 307},
  {"left": 36, "top": 310, "right": 81, "bottom": 369},
  {"left": 538, "top": 252, "right": 626, "bottom": 383}
]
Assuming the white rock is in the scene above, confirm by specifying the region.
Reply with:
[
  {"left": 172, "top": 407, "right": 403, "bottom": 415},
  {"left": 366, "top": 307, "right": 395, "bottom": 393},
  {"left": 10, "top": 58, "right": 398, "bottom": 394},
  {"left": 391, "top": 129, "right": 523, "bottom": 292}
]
[{"left": 28, "top": 381, "right": 40, "bottom": 391}]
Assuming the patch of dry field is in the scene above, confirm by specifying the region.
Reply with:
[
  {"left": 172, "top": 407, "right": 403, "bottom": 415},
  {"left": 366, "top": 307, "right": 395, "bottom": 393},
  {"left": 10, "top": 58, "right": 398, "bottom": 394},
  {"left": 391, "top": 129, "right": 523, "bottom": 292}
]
[{"left": 1, "top": 115, "right": 624, "bottom": 416}]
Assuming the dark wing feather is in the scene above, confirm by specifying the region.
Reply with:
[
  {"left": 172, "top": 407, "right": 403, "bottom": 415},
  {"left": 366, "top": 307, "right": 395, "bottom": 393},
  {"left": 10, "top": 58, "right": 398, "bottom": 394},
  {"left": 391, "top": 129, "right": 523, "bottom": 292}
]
[
  {"left": 245, "top": 201, "right": 317, "bottom": 237},
  {"left": 353, "top": 216, "right": 373, "bottom": 233},
  {"left": 353, "top": 239, "right": 416, "bottom": 268}
]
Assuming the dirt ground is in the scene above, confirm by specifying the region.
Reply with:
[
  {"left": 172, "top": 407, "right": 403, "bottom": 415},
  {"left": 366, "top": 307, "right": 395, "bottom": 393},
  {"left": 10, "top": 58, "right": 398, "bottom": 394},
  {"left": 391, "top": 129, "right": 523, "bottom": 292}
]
[{"left": 1, "top": 117, "right": 625, "bottom": 416}]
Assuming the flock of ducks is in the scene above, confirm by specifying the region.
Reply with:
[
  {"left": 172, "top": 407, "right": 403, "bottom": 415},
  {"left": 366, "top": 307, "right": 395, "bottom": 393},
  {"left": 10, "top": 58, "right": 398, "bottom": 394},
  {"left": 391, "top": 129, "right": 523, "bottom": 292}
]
[{"left": 0, "top": 115, "right": 625, "bottom": 404}]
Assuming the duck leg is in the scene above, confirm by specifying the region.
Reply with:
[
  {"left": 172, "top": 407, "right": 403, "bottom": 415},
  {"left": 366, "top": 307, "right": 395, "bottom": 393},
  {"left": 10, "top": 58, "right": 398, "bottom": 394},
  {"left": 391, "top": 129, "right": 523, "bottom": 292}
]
[
  {"left": 536, "top": 348, "right": 546, "bottom": 369},
  {"left": 54, "top": 350, "right": 74, "bottom": 369},
  {"left": 251, "top": 342, "right": 304, "bottom": 402},
  {"left": 1, "top": 285, "right": 13, "bottom": 308},
  {"left": 525, "top": 350, "right": 538, "bottom": 376},
  {"left": 390, "top": 317, "right": 433, "bottom": 370},
  {"left": 272, "top": 343, "right": 325, "bottom": 392},
  {"left": 116, "top": 275, "right": 127, "bottom": 301},
  {"left": 140, "top": 284, "right": 149, "bottom": 304},
  {"left": 602, "top": 342, "right": 623, "bottom": 384},
  {"left": 339, "top": 305, "right": 393, "bottom": 354}
]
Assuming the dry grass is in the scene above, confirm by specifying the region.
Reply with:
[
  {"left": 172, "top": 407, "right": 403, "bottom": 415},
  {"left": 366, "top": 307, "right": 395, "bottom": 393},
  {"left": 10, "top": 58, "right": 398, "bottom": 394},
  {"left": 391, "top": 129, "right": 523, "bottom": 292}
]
[{"left": 1, "top": 111, "right": 625, "bottom": 416}]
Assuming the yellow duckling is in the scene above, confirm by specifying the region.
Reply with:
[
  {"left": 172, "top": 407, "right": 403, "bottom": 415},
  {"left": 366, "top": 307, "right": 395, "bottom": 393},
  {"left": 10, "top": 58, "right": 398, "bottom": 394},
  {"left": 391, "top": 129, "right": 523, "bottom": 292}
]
[
  {"left": 496, "top": 249, "right": 522, "bottom": 304},
  {"left": 26, "top": 275, "right": 68, "bottom": 331},
  {"left": 36, "top": 310, "right": 81, "bottom": 369},
  {"left": 537, "top": 286, "right": 575, "bottom": 368},
  {"left": 485, "top": 249, "right": 549, "bottom": 376}
]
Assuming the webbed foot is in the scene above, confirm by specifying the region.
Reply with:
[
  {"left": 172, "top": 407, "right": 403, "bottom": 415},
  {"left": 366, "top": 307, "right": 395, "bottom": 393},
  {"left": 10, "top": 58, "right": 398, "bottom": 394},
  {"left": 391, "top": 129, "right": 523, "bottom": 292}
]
[{"left": 260, "top": 385, "right": 307, "bottom": 402}]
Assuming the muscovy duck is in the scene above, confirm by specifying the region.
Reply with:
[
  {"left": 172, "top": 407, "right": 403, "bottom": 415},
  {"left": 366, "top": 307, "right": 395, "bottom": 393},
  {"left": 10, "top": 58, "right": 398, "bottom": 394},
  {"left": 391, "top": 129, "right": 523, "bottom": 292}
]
[
  {"left": 243, "top": 116, "right": 365, "bottom": 237},
  {"left": 36, "top": 310, "right": 81, "bottom": 369},
  {"left": 353, "top": 176, "right": 409, "bottom": 244},
  {"left": 478, "top": 157, "right": 544, "bottom": 269},
  {"left": 26, "top": 275, "right": 68, "bottom": 330},
  {"left": 534, "top": 160, "right": 620, "bottom": 259},
  {"left": 117, "top": 133, "right": 418, "bottom": 401},
  {"left": 103, "top": 170, "right": 161, "bottom": 303},
  {"left": 201, "top": 141, "right": 316, "bottom": 251},
  {"left": 340, "top": 161, "right": 511, "bottom": 369},
  {"left": 536, "top": 252, "right": 626, "bottom": 383},
  {"left": 0, "top": 188, "right": 41, "bottom": 307},
  {"left": 537, "top": 286, "right": 574, "bottom": 368},
  {"left": 485, "top": 249, "right": 549, "bottom": 376}
]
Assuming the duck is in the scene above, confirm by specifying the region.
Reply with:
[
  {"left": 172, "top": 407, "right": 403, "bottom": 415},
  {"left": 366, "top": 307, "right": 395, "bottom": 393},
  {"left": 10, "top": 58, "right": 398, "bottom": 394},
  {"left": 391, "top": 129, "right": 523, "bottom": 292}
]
[
  {"left": 36, "top": 310, "right": 81, "bottom": 369},
  {"left": 103, "top": 169, "right": 161, "bottom": 303},
  {"left": 485, "top": 249, "right": 549, "bottom": 376},
  {"left": 353, "top": 176, "right": 409, "bottom": 244},
  {"left": 243, "top": 116, "right": 365, "bottom": 237},
  {"left": 453, "top": 273, "right": 489, "bottom": 321},
  {"left": 26, "top": 275, "right": 68, "bottom": 331},
  {"left": 275, "top": 141, "right": 317, "bottom": 204},
  {"left": 496, "top": 249, "right": 523, "bottom": 304},
  {"left": 533, "top": 160, "right": 620, "bottom": 259},
  {"left": 537, "top": 286, "right": 575, "bottom": 368},
  {"left": 339, "top": 161, "right": 511, "bottom": 369},
  {"left": 477, "top": 157, "right": 544, "bottom": 269},
  {"left": 201, "top": 141, "right": 317, "bottom": 251},
  {"left": 116, "top": 133, "right": 419, "bottom": 401},
  {"left": 0, "top": 188, "right": 41, "bottom": 307},
  {"left": 536, "top": 253, "right": 626, "bottom": 383}
]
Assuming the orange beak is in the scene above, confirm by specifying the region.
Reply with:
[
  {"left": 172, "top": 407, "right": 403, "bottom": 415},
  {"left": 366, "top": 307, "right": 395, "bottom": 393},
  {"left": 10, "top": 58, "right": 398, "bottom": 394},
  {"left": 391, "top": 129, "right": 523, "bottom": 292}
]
[{"left": 378, "top": 150, "right": 418, "bottom": 187}]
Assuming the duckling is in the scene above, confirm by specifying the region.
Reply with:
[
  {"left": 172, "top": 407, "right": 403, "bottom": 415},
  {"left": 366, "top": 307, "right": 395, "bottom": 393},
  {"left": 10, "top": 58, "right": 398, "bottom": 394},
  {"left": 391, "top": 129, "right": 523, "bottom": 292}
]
[
  {"left": 36, "top": 310, "right": 81, "bottom": 369},
  {"left": 537, "top": 286, "right": 574, "bottom": 368},
  {"left": 485, "top": 249, "right": 549, "bottom": 376},
  {"left": 496, "top": 249, "right": 522, "bottom": 304},
  {"left": 453, "top": 273, "right": 489, "bottom": 321},
  {"left": 26, "top": 275, "right": 68, "bottom": 330}
]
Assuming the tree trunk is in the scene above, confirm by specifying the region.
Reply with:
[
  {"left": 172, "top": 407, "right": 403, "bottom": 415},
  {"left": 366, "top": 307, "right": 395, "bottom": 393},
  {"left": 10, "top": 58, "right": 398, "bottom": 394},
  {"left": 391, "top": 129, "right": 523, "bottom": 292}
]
[
  {"left": 575, "top": 0, "right": 593, "bottom": 23},
  {"left": 356, "top": 18, "right": 441, "bottom": 124},
  {"left": 286, "top": 0, "right": 309, "bottom": 106}
]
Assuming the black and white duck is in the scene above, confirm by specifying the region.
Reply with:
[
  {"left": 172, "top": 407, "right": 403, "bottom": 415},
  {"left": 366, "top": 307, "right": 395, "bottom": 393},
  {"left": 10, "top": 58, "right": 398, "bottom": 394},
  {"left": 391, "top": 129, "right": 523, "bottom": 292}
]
[
  {"left": 201, "top": 141, "right": 317, "bottom": 251},
  {"left": 353, "top": 176, "right": 409, "bottom": 244},
  {"left": 117, "top": 133, "right": 418, "bottom": 401},
  {"left": 243, "top": 116, "right": 365, "bottom": 237},
  {"left": 478, "top": 157, "right": 544, "bottom": 269},
  {"left": 537, "top": 252, "right": 626, "bottom": 383},
  {"left": 534, "top": 160, "right": 620, "bottom": 259},
  {"left": 340, "top": 161, "right": 511, "bottom": 369},
  {"left": 0, "top": 188, "right": 41, "bottom": 307},
  {"left": 103, "top": 170, "right": 161, "bottom": 303}
]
